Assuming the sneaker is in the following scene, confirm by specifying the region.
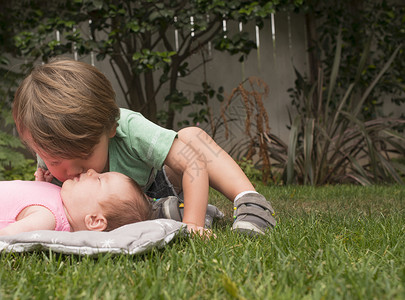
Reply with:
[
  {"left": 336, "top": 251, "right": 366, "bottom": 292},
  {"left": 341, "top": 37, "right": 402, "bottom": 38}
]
[
  {"left": 151, "top": 196, "right": 224, "bottom": 228},
  {"left": 232, "top": 193, "right": 276, "bottom": 235}
]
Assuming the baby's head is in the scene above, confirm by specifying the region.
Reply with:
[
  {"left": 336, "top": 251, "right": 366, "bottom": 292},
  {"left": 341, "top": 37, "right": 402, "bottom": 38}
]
[
  {"left": 61, "top": 169, "right": 151, "bottom": 232},
  {"left": 13, "top": 58, "right": 119, "bottom": 167}
]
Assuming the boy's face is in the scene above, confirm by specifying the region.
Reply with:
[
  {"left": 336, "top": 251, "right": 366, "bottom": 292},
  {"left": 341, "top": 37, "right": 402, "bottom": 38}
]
[
  {"left": 30, "top": 129, "right": 115, "bottom": 182},
  {"left": 61, "top": 169, "right": 133, "bottom": 231}
]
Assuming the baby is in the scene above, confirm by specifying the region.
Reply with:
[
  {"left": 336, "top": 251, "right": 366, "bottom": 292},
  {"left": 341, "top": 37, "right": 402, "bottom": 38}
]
[{"left": 0, "top": 169, "right": 152, "bottom": 236}]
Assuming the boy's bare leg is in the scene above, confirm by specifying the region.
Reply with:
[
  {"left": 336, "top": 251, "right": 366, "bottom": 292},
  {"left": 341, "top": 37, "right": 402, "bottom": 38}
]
[{"left": 166, "top": 127, "right": 276, "bottom": 235}]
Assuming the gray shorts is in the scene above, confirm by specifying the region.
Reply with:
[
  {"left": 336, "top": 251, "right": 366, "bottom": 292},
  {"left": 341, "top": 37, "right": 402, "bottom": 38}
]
[{"left": 145, "top": 167, "right": 182, "bottom": 200}]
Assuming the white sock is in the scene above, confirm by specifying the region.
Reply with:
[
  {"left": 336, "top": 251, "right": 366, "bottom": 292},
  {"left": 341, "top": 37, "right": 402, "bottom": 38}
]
[{"left": 233, "top": 191, "right": 259, "bottom": 202}]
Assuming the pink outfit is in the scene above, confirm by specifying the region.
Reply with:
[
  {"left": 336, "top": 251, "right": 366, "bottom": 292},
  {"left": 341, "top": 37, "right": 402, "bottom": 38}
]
[{"left": 0, "top": 181, "right": 70, "bottom": 232}]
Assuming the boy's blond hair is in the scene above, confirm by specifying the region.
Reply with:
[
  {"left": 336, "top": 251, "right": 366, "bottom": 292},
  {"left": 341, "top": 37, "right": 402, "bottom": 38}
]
[
  {"left": 101, "top": 178, "right": 152, "bottom": 231},
  {"left": 13, "top": 58, "right": 120, "bottom": 158}
]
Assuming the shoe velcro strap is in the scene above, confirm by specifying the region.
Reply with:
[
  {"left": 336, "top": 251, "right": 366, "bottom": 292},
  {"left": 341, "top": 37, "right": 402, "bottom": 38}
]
[
  {"left": 234, "top": 195, "right": 274, "bottom": 212},
  {"left": 235, "top": 206, "right": 275, "bottom": 223}
]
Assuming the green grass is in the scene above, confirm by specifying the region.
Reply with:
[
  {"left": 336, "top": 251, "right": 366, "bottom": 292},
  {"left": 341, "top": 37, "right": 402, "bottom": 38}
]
[{"left": 1, "top": 185, "right": 404, "bottom": 299}]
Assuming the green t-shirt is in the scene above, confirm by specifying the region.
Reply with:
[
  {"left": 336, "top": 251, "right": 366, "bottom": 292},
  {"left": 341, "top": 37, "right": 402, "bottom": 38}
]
[{"left": 109, "top": 108, "right": 177, "bottom": 189}]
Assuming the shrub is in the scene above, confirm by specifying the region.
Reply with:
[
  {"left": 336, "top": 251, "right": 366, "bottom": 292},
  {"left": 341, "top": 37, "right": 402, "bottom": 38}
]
[{"left": 270, "top": 29, "right": 405, "bottom": 185}]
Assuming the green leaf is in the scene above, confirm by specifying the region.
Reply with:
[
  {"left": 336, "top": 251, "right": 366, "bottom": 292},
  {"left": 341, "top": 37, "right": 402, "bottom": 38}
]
[
  {"left": 303, "top": 118, "right": 314, "bottom": 185},
  {"left": 93, "top": 0, "right": 104, "bottom": 10},
  {"left": 216, "top": 94, "right": 224, "bottom": 102},
  {"left": 354, "top": 45, "right": 402, "bottom": 116},
  {"left": 221, "top": 274, "right": 239, "bottom": 299},
  {"left": 287, "top": 116, "right": 301, "bottom": 184},
  {"left": 325, "top": 27, "right": 342, "bottom": 120}
]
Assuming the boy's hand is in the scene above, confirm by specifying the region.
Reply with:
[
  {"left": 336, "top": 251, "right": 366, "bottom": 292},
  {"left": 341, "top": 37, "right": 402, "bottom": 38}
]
[
  {"left": 34, "top": 168, "right": 54, "bottom": 182},
  {"left": 185, "top": 223, "right": 216, "bottom": 238}
]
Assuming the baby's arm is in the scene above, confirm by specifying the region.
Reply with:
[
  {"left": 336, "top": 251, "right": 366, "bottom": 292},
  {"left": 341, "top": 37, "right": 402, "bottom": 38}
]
[
  {"left": 0, "top": 206, "right": 56, "bottom": 236},
  {"left": 34, "top": 168, "right": 54, "bottom": 182},
  {"left": 35, "top": 155, "right": 55, "bottom": 182}
]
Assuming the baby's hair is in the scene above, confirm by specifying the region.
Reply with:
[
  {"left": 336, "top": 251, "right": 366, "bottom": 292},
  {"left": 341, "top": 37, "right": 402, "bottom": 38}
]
[
  {"left": 100, "top": 177, "right": 152, "bottom": 231},
  {"left": 13, "top": 58, "right": 120, "bottom": 159}
]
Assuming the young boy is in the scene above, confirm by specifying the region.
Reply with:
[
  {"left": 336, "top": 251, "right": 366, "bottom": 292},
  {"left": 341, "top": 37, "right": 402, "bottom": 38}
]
[
  {"left": 0, "top": 169, "right": 152, "bottom": 236},
  {"left": 13, "top": 58, "right": 276, "bottom": 235}
]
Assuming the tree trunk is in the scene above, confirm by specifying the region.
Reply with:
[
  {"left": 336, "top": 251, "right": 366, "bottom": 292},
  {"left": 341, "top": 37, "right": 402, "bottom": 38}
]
[
  {"left": 141, "top": 30, "right": 157, "bottom": 122},
  {"left": 144, "top": 69, "right": 157, "bottom": 122},
  {"left": 305, "top": 11, "right": 320, "bottom": 114},
  {"left": 165, "top": 56, "right": 180, "bottom": 129}
]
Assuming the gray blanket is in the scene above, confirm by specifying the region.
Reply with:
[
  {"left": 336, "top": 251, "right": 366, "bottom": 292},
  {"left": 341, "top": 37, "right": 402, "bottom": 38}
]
[{"left": 0, "top": 219, "right": 186, "bottom": 256}]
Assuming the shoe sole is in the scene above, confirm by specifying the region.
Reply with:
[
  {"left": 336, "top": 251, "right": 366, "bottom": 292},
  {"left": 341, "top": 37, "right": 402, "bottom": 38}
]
[{"left": 232, "top": 221, "right": 265, "bottom": 235}]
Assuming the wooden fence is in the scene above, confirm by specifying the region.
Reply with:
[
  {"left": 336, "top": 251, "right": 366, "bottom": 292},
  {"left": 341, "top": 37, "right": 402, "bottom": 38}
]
[{"left": 8, "top": 12, "right": 309, "bottom": 154}]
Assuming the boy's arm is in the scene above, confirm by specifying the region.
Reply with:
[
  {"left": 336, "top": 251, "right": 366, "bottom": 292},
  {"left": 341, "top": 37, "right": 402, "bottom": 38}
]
[
  {"left": 164, "top": 138, "right": 209, "bottom": 231},
  {"left": 0, "top": 206, "right": 56, "bottom": 236}
]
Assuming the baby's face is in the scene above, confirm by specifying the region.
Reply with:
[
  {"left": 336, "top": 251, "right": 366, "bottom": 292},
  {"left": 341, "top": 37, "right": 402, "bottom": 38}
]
[{"left": 60, "top": 169, "right": 132, "bottom": 231}]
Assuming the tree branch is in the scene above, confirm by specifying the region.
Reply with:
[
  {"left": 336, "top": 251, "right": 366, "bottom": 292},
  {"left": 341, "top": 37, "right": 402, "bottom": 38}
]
[{"left": 187, "top": 22, "right": 222, "bottom": 58}]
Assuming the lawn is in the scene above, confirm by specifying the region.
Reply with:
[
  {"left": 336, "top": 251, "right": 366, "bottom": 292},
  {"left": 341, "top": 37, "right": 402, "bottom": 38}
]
[{"left": 0, "top": 185, "right": 404, "bottom": 299}]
